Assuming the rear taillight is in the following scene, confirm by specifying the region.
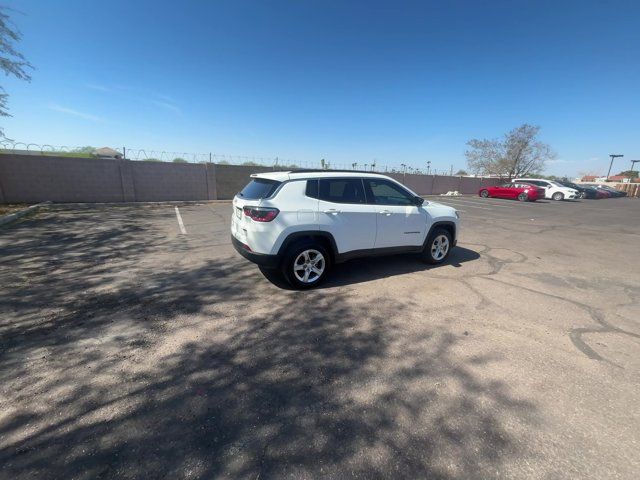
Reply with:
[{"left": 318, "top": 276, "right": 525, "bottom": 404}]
[{"left": 243, "top": 206, "right": 279, "bottom": 222}]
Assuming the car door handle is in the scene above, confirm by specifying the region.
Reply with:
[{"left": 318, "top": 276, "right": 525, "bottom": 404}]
[
  {"left": 323, "top": 209, "right": 341, "bottom": 215},
  {"left": 379, "top": 210, "right": 392, "bottom": 216}
]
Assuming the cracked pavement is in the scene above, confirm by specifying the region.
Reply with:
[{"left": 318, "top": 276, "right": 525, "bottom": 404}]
[{"left": 0, "top": 197, "right": 638, "bottom": 479}]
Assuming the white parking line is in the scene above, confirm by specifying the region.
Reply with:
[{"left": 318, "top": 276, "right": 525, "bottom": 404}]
[
  {"left": 450, "top": 200, "right": 513, "bottom": 208},
  {"left": 439, "top": 199, "right": 514, "bottom": 209},
  {"left": 445, "top": 199, "right": 515, "bottom": 208},
  {"left": 437, "top": 201, "right": 494, "bottom": 211},
  {"left": 175, "top": 206, "right": 187, "bottom": 234}
]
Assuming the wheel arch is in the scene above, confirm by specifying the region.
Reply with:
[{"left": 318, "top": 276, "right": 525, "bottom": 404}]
[
  {"left": 424, "top": 221, "right": 456, "bottom": 248},
  {"left": 277, "top": 231, "right": 338, "bottom": 262}
]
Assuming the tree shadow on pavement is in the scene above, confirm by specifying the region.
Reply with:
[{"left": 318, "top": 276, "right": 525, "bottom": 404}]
[
  {"left": 325, "top": 246, "right": 480, "bottom": 287},
  {"left": 260, "top": 246, "right": 480, "bottom": 289},
  {"left": 0, "top": 209, "right": 536, "bottom": 479}
]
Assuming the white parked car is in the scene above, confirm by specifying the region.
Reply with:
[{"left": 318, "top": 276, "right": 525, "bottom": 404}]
[
  {"left": 512, "top": 178, "right": 580, "bottom": 200},
  {"left": 231, "top": 171, "right": 460, "bottom": 288}
]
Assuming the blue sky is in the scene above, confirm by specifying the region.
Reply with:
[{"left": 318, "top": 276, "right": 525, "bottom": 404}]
[{"left": 2, "top": 0, "right": 639, "bottom": 176}]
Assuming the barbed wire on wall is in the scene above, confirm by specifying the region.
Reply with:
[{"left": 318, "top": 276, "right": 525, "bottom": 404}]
[{"left": 0, "top": 140, "right": 471, "bottom": 176}]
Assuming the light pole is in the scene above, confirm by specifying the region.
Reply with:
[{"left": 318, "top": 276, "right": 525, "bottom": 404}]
[{"left": 607, "top": 154, "right": 623, "bottom": 179}]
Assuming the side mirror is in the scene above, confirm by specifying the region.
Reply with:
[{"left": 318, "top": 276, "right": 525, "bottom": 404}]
[{"left": 413, "top": 196, "right": 425, "bottom": 206}]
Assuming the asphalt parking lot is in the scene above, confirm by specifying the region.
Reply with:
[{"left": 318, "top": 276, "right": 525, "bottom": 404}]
[{"left": 1, "top": 197, "right": 639, "bottom": 479}]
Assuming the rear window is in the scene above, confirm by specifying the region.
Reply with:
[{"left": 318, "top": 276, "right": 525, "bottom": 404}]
[{"left": 238, "top": 179, "right": 281, "bottom": 199}]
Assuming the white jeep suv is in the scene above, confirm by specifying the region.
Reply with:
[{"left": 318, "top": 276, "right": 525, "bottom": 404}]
[
  {"left": 512, "top": 178, "right": 580, "bottom": 200},
  {"left": 231, "top": 171, "right": 460, "bottom": 288}
]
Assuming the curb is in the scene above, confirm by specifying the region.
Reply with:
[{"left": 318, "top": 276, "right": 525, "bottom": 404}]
[{"left": 0, "top": 201, "right": 51, "bottom": 227}]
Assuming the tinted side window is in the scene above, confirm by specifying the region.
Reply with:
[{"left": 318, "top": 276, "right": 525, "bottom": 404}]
[
  {"left": 305, "top": 179, "right": 319, "bottom": 199},
  {"left": 319, "top": 179, "right": 365, "bottom": 204},
  {"left": 365, "top": 179, "right": 414, "bottom": 205},
  {"left": 239, "top": 179, "right": 282, "bottom": 199}
]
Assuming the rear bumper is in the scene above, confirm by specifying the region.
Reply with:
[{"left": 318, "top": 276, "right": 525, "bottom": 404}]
[{"left": 231, "top": 235, "right": 280, "bottom": 268}]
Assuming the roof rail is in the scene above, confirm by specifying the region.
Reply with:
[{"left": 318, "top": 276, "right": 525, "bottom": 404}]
[{"left": 287, "top": 168, "right": 382, "bottom": 174}]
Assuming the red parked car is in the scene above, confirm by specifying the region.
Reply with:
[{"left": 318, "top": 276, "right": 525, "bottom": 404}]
[{"left": 478, "top": 182, "right": 545, "bottom": 202}]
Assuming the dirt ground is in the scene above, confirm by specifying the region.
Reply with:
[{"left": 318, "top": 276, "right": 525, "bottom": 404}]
[
  {"left": 0, "top": 197, "right": 638, "bottom": 479},
  {"left": 0, "top": 204, "right": 29, "bottom": 216}
]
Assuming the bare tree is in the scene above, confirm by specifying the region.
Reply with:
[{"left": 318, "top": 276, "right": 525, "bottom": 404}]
[
  {"left": 1, "top": 7, "right": 33, "bottom": 137},
  {"left": 465, "top": 124, "right": 555, "bottom": 178}
]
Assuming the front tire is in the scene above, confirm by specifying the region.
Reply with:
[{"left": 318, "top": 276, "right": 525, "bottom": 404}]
[
  {"left": 480, "top": 190, "right": 489, "bottom": 198},
  {"left": 282, "top": 241, "right": 330, "bottom": 289},
  {"left": 552, "top": 192, "right": 564, "bottom": 201},
  {"left": 422, "top": 228, "right": 452, "bottom": 265}
]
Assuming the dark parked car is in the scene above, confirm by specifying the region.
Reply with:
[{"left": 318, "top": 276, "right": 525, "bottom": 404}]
[
  {"left": 556, "top": 181, "right": 600, "bottom": 199},
  {"left": 593, "top": 184, "right": 627, "bottom": 197}
]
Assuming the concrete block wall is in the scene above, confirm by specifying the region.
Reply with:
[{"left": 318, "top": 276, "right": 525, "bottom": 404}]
[
  {"left": 213, "top": 164, "right": 275, "bottom": 200},
  {"left": 0, "top": 154, "right": 125, "bottom": 203},
  {"left": 130, "top": 161, "right": 209, "bottom": 202},
  {"left": 0, "top": 153, "right": 504, "bottom": 203},
  {"left": 390, "top": 172, "right": 501, "bottom": 195}
]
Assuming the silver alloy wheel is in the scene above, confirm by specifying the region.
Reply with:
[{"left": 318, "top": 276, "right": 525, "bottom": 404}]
[
  {"left": 430, "top": 235, "right": 450, "bottom": 261},
  {"left": 552, "top": 192, "right": 564, "bottom": 201},
  {"left": 480, "top": 190, "right": 489, "bottom": 197},
  {"left": 293, "top": 249, "right": 325, "bottom": 284}
]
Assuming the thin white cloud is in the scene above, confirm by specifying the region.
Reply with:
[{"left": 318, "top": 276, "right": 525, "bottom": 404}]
[
  {"left": 48, "top": 103, "right": 103, "bottom": 122},
  {"left": 150, "top": 99, "right": 182, "bottom": 115},
  {"left": 153, "top": 93, "right": 175, "bottom": 103},
  {"left": 82, "top": 82, "right": 182, "bottom": 116},
  {"left": 85, "top": 83, "right": 112, "bottom": 92},
  {"left": 547, "top": 158, "right": 574, "bottom": 164}
]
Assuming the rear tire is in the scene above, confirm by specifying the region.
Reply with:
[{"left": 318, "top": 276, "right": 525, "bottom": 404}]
[
  {"left": 552, "top": 192, "right": 564, "bottom": 201},
  {"left": 422, "top": 228, "right": 453, "bottom": 265},
  {"left": 282, "top": 241, "right": 330, "bottom": 289},
  {"left": 480, "top": 190, "right": 489, "bottom": 198},
  {"left": 517, "top": 192, "right": 528, "bottom": 202}
]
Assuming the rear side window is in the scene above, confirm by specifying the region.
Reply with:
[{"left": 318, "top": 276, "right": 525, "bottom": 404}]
[
  {"left": 319, "top": 179, "right": 365, "bottom": 204},
  {"left": 305, "top": 179, "right": 319, "bottom": 199},
  {"left": 239, "top": 179, "right": 281, "bottom": 199}
]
